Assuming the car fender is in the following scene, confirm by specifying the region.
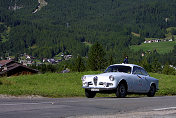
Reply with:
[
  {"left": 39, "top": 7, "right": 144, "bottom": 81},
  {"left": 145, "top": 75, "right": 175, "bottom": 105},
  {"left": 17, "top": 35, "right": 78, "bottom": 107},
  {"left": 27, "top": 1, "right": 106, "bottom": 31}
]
[
  {"left": 149, "top": 82, "right": 156, "bottom": 89},
  {"left": 116, "top": 77, "right": 128, "bottom": 91}
]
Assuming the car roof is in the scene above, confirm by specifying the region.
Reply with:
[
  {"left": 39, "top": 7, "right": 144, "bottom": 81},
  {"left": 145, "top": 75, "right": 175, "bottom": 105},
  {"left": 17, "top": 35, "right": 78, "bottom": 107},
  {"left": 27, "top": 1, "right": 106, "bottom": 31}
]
[{"left": 110, "top": 64, "right": 142, "bottom": 68}]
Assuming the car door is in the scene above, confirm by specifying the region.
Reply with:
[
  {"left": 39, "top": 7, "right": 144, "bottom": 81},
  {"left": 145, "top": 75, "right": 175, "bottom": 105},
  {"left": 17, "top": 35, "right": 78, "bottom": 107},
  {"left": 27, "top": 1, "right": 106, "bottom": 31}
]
[
  {"left": 139, "top": 68, "right": 150, "bottom": 92},
  {"left": 132, "top": 67, "right": 150, "bottom": 92},
  {"left": 131, "top": 66, "right": 143, "bottom": 92}
]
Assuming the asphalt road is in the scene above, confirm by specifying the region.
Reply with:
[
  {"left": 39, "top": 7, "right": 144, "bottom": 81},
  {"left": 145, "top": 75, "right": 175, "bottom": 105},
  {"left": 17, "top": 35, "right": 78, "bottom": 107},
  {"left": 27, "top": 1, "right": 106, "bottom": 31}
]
[{"left": 0, "top": 96, "right": 176, "bottom": 118}]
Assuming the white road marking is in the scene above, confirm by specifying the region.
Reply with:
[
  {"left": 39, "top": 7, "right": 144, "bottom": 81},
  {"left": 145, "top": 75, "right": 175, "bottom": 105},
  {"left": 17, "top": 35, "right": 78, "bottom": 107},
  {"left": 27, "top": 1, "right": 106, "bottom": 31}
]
[{"left": 153, "top": 107, "right": 176, "bottom": 111}]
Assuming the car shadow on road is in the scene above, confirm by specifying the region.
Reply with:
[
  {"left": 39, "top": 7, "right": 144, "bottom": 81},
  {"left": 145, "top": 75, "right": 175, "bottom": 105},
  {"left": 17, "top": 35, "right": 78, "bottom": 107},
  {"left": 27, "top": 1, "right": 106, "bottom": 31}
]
[{"left": 95, "top": 95, "right": 148, "bottom": 99}]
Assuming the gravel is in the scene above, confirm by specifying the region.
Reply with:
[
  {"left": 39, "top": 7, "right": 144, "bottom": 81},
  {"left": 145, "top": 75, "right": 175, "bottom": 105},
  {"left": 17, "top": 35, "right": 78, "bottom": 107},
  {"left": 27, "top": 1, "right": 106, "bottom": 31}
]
[{"left": 0, "top": 94, "right": 43, "bottom": 99}]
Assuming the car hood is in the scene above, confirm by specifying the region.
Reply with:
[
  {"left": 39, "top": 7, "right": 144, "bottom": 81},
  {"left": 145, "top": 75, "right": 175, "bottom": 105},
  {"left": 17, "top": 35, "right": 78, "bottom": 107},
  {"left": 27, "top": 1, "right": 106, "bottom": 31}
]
[{"left": 85, "top": 72, "right": 129, "bottom": 78}]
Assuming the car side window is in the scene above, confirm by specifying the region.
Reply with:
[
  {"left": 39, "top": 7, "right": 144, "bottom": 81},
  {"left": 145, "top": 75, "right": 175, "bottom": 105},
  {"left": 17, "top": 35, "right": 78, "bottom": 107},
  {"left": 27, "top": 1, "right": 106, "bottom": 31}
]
[
  {"left": 132, "top": 66, "right": 137, "bottom": 74},
  {"left": 133, "top": 66, "right": 149, "bottom": 76},
  {"left": 140, "top": 68, "right": 149, "bottom": 76},
  {"left": 133, "top": 66, "right": 142, "bottom": 75}
]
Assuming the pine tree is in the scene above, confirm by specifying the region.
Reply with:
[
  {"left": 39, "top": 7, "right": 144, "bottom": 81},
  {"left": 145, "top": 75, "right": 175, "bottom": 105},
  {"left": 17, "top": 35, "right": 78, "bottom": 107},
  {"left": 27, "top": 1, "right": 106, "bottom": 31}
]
[
  {"left": 140, "top": 57, "right": 151, "bottom": 72},
  {"left": 172, "top": 35, "right": 175, "bottom": 41},
  {"left": 88, "top": 42, "right": 106, "bottom": 71},
  {"left": 151, "top": 59, "right": 162, "bottom": 73},
  {"left": 108, "top": 54, "right": 114, "bottom": 65},
  {"left": 74, "top": 55, "right": 85, "bottom": 72}
]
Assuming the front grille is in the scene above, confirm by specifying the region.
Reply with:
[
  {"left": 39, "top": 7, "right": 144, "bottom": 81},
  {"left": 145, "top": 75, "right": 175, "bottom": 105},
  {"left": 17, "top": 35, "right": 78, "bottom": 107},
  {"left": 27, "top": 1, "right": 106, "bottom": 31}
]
[
  {"left": 88, "top": 82, "right": 93, "bottom": 85},
  {"left": 99, "top": 82, "right": 104, "bottom": 85},
  {"left": 93, "top": 76, "right": 98, "bottom": 86}
]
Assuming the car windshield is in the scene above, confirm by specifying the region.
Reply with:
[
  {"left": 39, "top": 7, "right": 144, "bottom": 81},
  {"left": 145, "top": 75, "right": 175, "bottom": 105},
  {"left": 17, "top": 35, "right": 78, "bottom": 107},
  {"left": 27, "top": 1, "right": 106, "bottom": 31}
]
[{"left": 104, "top": 65, "right": 131, "bottom": 74}]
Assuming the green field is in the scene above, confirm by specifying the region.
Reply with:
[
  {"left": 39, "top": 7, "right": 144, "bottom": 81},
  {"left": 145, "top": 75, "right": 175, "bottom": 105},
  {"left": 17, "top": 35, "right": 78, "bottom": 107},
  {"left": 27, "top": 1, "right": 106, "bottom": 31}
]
[
  {"left": 0, "top": 72, "right": 176, "bottom": 98},
  {"left": 130, "top": 41, "right": 176, "bottom": 54},
  {"left": 0, "top": 72, "right": 100, "bottom": 97},
  {"left": 151, "top": 73, "right": 176, "bottom": 96}
]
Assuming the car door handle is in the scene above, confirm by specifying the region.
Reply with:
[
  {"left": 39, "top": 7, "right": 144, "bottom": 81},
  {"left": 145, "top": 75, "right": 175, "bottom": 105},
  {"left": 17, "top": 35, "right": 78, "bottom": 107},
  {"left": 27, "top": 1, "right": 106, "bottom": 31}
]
[{"left": 137, "top": 75, "right": 142, "bottom": 79}]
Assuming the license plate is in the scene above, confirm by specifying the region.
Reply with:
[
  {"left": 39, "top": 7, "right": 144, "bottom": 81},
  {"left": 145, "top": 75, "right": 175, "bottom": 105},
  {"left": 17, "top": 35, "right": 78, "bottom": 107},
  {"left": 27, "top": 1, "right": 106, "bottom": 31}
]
[{"left": 91, "top": 89, "right": 99, "bottom": 91}]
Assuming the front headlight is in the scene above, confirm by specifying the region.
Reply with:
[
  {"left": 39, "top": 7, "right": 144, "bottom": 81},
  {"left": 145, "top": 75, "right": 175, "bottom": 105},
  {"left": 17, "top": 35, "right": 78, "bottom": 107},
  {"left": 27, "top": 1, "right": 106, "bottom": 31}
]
[
  {"left": 109, "top": 75, "right": 114, "bottom": 81},
  {"left": 81, "top": 76, "right": 86, "bottom": 81}
]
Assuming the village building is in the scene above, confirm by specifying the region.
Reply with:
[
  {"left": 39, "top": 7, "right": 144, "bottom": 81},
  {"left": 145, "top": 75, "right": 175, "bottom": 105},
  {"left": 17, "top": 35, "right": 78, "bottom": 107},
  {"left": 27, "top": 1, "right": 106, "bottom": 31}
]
[
  {"left": 64, "top": 55, "right": 72, "bottom": 60},
  {"left": 144, "top": 38, "right": 173, "bottom": 43},
  {"left": 0, "top": 60, "right": 38, "bottom": 77}
]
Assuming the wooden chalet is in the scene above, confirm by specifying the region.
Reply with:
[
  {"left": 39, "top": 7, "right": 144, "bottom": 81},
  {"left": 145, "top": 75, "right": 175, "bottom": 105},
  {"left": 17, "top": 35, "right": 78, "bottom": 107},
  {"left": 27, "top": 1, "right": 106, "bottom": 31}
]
[{"left": 0, "top": 60, "right": 38, "bottom": 77}]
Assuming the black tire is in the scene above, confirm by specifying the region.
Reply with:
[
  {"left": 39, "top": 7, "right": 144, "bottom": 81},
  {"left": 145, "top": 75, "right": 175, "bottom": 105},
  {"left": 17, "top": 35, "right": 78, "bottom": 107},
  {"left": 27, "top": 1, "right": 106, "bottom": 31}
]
[
  {"left": 147, "top": 84, "right": 156, "bottom": 97},
  {"left": 85, "top": 89, "right": 96, "bottom": 98},
  {"left": 116, "top": 83, "right": 127, "bottom": 98}
]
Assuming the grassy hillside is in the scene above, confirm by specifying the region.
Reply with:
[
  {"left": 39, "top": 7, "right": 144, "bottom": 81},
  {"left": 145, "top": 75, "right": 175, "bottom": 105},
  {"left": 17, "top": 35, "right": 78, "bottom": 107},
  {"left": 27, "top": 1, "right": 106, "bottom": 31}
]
[
  {"left": 130, "top": 41, "right": 176, "bottom": 54},
  {"left": 0, "top": 72, "right": 176, "bottom": 98}
]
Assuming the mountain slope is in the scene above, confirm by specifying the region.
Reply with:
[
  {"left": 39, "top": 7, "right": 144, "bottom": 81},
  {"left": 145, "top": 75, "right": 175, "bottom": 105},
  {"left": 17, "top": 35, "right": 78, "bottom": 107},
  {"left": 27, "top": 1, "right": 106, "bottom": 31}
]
[{"left": 0, "top": 0, "right": 176, "bottom": 59}]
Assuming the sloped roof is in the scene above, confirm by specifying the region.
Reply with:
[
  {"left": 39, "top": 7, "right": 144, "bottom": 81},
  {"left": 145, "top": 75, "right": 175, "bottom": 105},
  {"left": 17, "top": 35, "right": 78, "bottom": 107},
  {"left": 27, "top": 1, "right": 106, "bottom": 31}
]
[
  {"left": 0, "top": 63, "right": 38, "bottom": 74},
  {"left": 0, "top": 60, "right": 14, "bottom": 67},
  {"left": 0, "top": 60, "right": 38, "bottom": 76}
]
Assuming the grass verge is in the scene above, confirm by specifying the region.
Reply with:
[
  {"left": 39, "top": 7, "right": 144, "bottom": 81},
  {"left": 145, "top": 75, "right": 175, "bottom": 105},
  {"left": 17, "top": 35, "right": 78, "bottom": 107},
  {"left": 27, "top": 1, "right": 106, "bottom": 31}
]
[{"left": 0, "top": 72, "right": 175, "bottom": 98}]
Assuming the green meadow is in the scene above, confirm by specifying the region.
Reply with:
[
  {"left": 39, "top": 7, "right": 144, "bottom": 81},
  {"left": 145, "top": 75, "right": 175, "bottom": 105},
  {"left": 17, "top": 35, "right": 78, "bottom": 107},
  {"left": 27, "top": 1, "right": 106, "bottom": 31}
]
[
  {"left": 130, "top": 41, "right": 176, "bottom": 54},
  {"left": 0, "top": 72, "right": 176, "bottom": 98}
]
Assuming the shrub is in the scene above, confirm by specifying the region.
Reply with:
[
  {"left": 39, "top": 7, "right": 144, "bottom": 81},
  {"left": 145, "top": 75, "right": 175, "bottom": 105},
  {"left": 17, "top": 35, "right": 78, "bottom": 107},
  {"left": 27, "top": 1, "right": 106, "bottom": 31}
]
[{"left": 162, "top": 63, "right": 176, "bottom": 75}]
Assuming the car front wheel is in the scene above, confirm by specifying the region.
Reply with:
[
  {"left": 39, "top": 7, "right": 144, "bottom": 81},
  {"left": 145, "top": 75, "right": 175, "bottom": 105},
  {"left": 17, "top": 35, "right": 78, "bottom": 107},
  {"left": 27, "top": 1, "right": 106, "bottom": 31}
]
[
  {"left": 147, "top": 85, "right": 156, "bottom": 97},
  {"left": 116, "top": 83, "right": 127, "bottom": 98},
  {"left": 85, "top": 89, "right": 96, "bottom": 98}
]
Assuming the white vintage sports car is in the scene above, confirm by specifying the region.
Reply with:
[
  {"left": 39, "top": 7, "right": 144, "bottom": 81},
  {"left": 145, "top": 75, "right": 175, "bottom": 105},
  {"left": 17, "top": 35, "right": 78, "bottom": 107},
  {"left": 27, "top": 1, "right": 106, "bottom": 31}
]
[{"left": 81, "top": 64, "right": 159, "bottom": 98}]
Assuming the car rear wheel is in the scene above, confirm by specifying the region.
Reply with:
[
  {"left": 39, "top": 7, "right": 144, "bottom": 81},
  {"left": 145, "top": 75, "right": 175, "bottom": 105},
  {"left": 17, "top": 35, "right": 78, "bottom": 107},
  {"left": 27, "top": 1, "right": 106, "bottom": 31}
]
[
  {"left": 147, "top": 84, "right": 156, "bottom": 97},
  {"left": 85, "top": 89, "right": 96, "bottom": 98},
  {"left": 116, "top": 83, "right": 127, "bottom": 98}
]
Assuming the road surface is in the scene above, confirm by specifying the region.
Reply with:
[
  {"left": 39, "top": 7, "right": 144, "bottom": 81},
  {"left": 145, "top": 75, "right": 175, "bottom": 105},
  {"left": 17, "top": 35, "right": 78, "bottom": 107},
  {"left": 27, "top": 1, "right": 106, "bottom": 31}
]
[{"left": 0, "top": 96, "right": 176, "bottom": 118}]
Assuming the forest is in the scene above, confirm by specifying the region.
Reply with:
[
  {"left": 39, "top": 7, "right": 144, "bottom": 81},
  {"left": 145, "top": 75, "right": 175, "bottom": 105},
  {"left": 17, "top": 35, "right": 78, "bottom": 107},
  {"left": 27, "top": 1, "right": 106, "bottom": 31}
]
[{"left": 0, "top": 0, "right": 176, "bottom": 68}]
